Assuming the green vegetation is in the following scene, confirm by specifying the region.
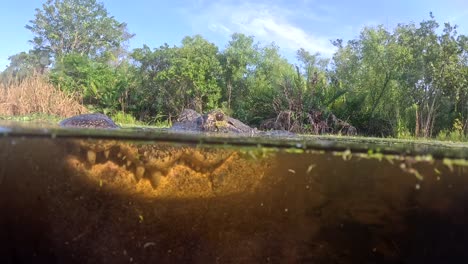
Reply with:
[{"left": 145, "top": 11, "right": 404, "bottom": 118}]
[
  {"left": 0, "top": 113, "right": 62, "bottom": 123},
  {"left": 1, "top": 1, "right": 467, "bottom": 141}
]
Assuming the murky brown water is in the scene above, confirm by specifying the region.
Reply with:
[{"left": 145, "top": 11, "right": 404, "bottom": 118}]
[{"left": 0, "top": 125, "right": 467, "bottom": 263}]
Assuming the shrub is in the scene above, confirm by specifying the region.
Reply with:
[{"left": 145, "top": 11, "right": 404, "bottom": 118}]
[
  {"left": 436, "top": 119, "right": 467, "bottom": 142},
  {"left": 111, "top": 111, "right": 139, "bottom": 125}
]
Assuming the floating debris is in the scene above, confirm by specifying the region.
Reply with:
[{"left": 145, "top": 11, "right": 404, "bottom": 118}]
[
  {"left": 306, "top": 164, "right": 316, "bottom": 174},
  {"left": 400, "top": 163, "right": 424, "bottom": 180},
  {"left": 285, "top": 148, "right": 304, "bottom": 154},
  {"left": 415, "top": 155, "right": 434, "bottom": 163},
  {"left": 443, "top": 158, "right": 454, "bottom": 172},
  {"left": 443, "top": 158, "right": 468, "bottom": 171},
  {"left": 342, "top": 149, "right": 352, "bottom": 161},
  {"left": 384, "top": 155, "right": 395, "bottom": 164},
  {"left": 143, "top": 242, "right": 156, "bottom": 249}
]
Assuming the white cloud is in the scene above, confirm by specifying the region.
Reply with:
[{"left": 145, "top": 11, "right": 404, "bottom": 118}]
[
  {"left": 208, "top": 23, "right": 231, "bottom": 34},
  {"left": 183, "top": 1, "right": 337, "bottom": 57}
]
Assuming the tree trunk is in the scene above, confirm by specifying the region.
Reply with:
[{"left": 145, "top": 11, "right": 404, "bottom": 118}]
[
  {"left": 429, "top": 113, "right": 436, "bottom": 137},
  {"left": 227, "top": 81, "right": 232, "bottom": 109},
  {"left": 415, "top": 107, "right": 420, "bottom": 137},
  {"left": 464, "top": 118, "right": 468, "bottom": 135}
]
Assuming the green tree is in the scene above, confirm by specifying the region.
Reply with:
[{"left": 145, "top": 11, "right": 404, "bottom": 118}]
[
  {"left": 148, "top": 35, "right": 223, "bottom": 114},
  {"left": 1, "top": 50, "right": 50, "bottom": 83},
  {"left": 329, "top": 39, "right": 362, "bottom": 121},
  {"left": 456, "top": 35, "right": 468, "bottom": 134},
  {"left": 130, "top": 36, "right": 223, "bottom": 121},
  {"left": 219, "top": 33, "right": 258, "bottom": 111},
  {"left": 331, "top": 25, "right": 418, "bottom": 136},
  {"left": 173, "top": 35, "right": 223, "bottom": 113},
  {"left": 396, "top": 15, "right": 466, "bottom": 137},
  {"left": 26, "top": 0, "right": 133, "bottom": 63},
  {"left": 241, "top": 43, "right": 296, "bottom": 125},
  {"left": 50, "top": 53, "right": 131, "bottom": 114},
  {"left": 130, "top": 44, "right": 179, "bottom": 121},
  {"left": 330, "top": 13, "right": 467, "bottom": 137},
  {"left": 296, "top": 48, "right": 331, "bottom": 111}
]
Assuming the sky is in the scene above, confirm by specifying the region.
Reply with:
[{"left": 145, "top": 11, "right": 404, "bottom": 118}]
[{"left": 1, "top": 0, "right": 468, "bottom": 70}]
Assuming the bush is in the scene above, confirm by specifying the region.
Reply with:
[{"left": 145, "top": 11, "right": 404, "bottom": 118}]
[
  {"left": 436, "top": 130, "right": 466, "bottom": 142},
  {"left": 111, "top": 111, "right": 140, "bottom": 125},
  {"left": 436, "top": 119, "right": 467, "bottom": 142}
]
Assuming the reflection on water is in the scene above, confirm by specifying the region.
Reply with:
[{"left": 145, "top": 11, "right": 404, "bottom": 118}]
[{"left": 0, "top": 129, "right": 468, "bottom": 263}]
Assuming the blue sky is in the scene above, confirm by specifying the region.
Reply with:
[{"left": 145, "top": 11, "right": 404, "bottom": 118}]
[{"left": 1, "top": 0, "right": 468, "bottom": 70}]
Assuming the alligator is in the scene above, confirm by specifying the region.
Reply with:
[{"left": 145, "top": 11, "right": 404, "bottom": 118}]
[
  {"left": 170, "top": 109, "right": 256, "bottom": 134},
  {"left": 57, "top": 110, "right": 278, "bottom": 193},
  {"left": 59, "top": 109, "right": 295, "bottom": 136},
  {"left": 58, "top": 110, "right": 254, "bottom": 133},
  {"left": 59, "top": 113, "right": 119, "bottom": 129}
]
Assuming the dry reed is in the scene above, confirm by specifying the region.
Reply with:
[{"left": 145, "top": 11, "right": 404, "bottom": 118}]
[{"left": 0, "top": 75, "right": 88, "bottom": 117}]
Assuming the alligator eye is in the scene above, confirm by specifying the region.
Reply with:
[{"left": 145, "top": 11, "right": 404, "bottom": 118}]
[{"left": 215, "top": 112, "right": 224, "bottom": 121}]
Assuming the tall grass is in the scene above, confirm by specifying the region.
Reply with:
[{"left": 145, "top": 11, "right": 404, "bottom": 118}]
[{"left": 0, "top": 75, "right": 87, "bottom": 118}]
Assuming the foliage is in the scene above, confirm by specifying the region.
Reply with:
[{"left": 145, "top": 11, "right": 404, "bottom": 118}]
[
  {"left": 1, "top": 1, "right": 468, "bottom": 140},
  {"left": 129, "top": 44, "right": 175, "bottom": 121},
  {"left": 131, "top": 36, "right": 223, "bottom": 121},
  {"left": 0, "top": 113, "right": 63, "bottom": 123},
  {"left": 219, "top": 33, "right": 258, "bottom": 111},
  {"left": 169, "top": 35, "right": 223, "bottom": 113},
  {"left": 241, "top": 44, "right": 297, "bottom": 125},
  {"left": 437, "top": 118, "right": 467, "bottom": 142},
  {"left": 330, "top": 26, "right": 409, "bottom": 136},
  {"left": 330, "top": 14, "right": 468, "bottom": 138},
  {"left": 50, "top": 53, "right": 131, "bottom": 114},
  {"left": 26, "top": 0, "right": 133, "bottom": 63},
  {"left": 437, "top": 130, "right": 468, "bottom": 142},
  {"left": 111, "top": 111, "right": 140, "bottom": 125},
  {"left": 1, "top": 50, "right": 50, "bottom": 82},
  {"left": 395, "top": 15, "right": 464, "bottom": 137}
]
